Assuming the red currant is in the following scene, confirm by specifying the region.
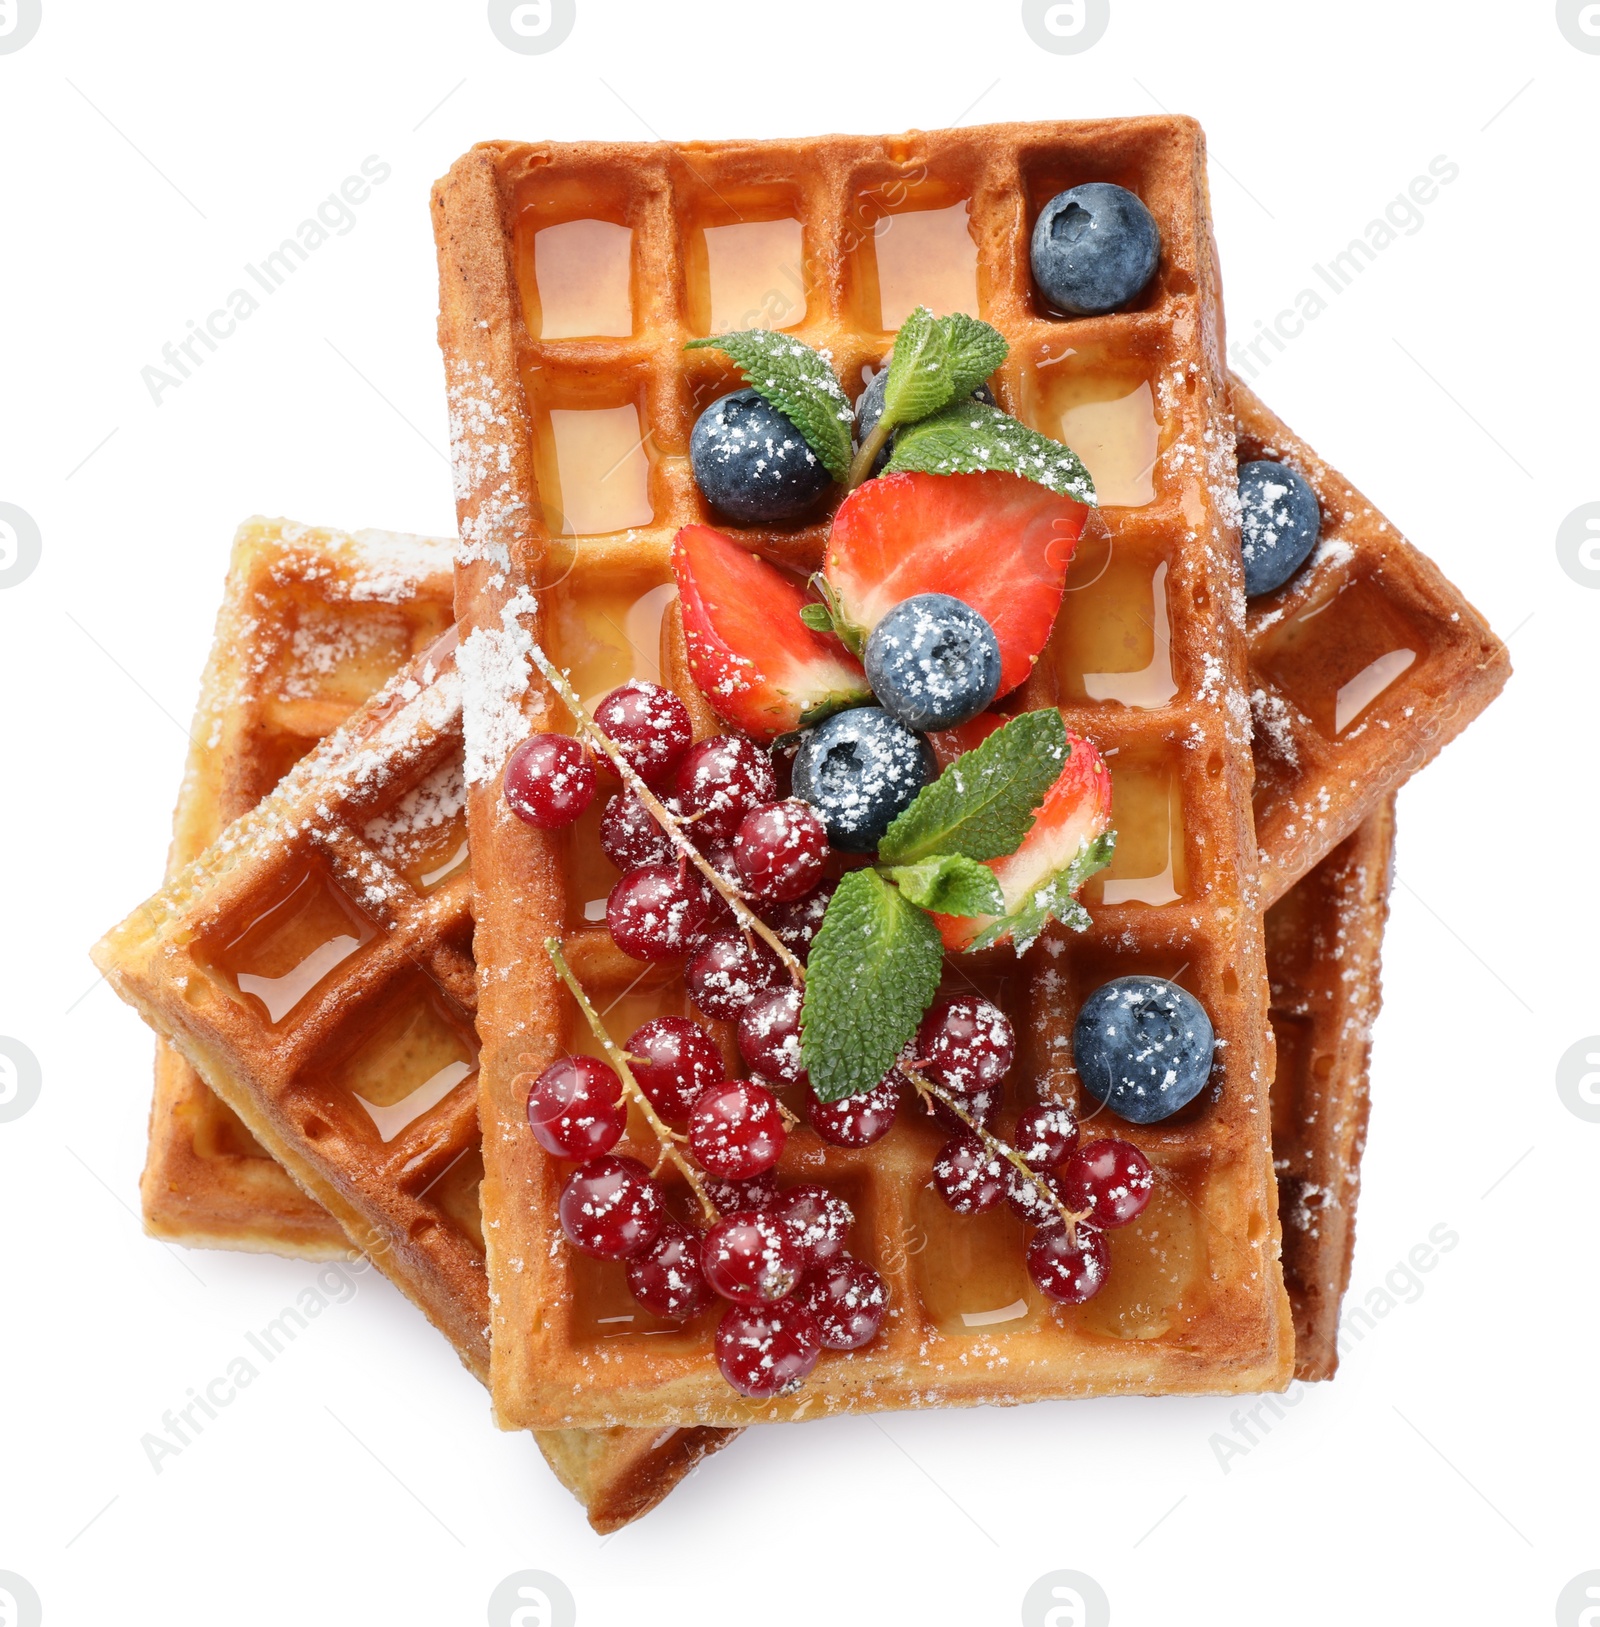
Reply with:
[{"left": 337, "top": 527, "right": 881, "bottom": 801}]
[
  {"left": 557, "top": 1155, "right": 665, "bottom": 1260},
  {"left": 736, "top": 985, "right": 806, "bottom": 1087},
  {"left": 607, "top": 863, "right": 711, "bottom": 960},
  {"left": 686, "top": 931, "right": 783, "bottom": 1023},
  {"left": 1013, "top": 1103, "right": 1079, "bottom": 1168},
  {"left": 733, "top": 800, "right": 829, "bottom": 902},
  {"left": 715, "top": 1299, "right": 822, "bottom": 1398},
  {"left": 592, "top": 680, "right": 693, "bottom": 785},
  {"left": 702, "top": 1210, "right": 802, "bottom": 1304},
  {"left": 914, "top": 995, "right": 1015, "bottom": 1094},
  {"left": 1006, "top": 1165, "right": 1068, "bottom": 1228},
  {"left": 688, "top": 1079, "right": 787, "bottom": 1179},
  {"left": 931, "top": 1133, "right": 1008, "bottom": 1215},
  {"left": 672, "top": 735, "right": 778, "bottom": 842},
  {"left": 504, "top": 734, "right": 595, "bottom": 829},
  {"left": 702, "top": 1170, "right": 779, "bottom": 1215},
  {"left": 798, "top": 1257, "right": 888, "bottom": 1350},
  {"left": 524, "top": 1055, "right": 626, "bottom": 1161},
  {"left": 928, "top": 1083, "right": 1003, "bottom": 1134},
  {"left": 766, "top": 1184, "right": 853, "bottom": 1272},
  {"left": 1026, "top": 1224, "right": 1109, "bottom": 1304},
  {"left": 599, "top": 791, "right": 674, "bottom": 871},
  {"left": 806, "top": 1074, "right": 899, "bottom": 1148},
  {"left": 626, "top": 1219, "right": 715, "bottom": 1318},
  {"left": 1059, "top": 1139, "right": 1154, "bottom": 1229},
  {"left": 759, "top": 880, "right": 836, "bottom": 960},
  {"left": 624, "top": 1016, "right": 723, "bottom": 1120}
]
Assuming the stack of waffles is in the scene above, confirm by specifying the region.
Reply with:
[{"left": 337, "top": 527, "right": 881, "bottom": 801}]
[{"left": 93, "top": 117, "right": 1508, "bottom": 1526}]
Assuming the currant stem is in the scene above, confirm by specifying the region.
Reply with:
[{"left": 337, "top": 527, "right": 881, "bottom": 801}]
[
  {"left": 897, "top": 1061, "right": 1085, "bottom": 1235},
  {"left": 526, "top": 640, "right": 806, "bottom": 985},
  {"left": 545, "top": 936, "right": 719, "bottom": 1226}
]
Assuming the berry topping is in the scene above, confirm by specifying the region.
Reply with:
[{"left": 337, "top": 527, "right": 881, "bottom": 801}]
[
  {"left": 592, "top": 680, "right": 693, "bottom": 784},
  {"left": 822, "top": 471, "right": 1087, "bottom": 697},
  {"left": 914, "top": 995, "right": 1015, "bottom": 1095},
  {"left": 936, "top": 727, "right": 1114, "bottom": 952},
  {"left": 733, "top": 799, "right": 829, "bottom": 902},
  {"left": 928, "top": 1083, "right": 1003, "bottom": 1134},
  {"left": 626, "top": 1220, "right": 716, "bottom": 1319},
  {"left": 599, "top": 790, "right": 675, "bottom": 872},
  {"left": 931, "top": 1133, "right": 1009, "bottom": 1214},
  {"left": 524, "top": 1055, "right": 627, "bottom": 1161},
  {"left": 1237, "top": 459, "right": 1322, "bottom": 597},
  {"left": 503, "top": 734, "right": 596, "bottom": 829},
  {"left": 1012, "top": 1103, "right": 1080, "bottom": 1168},
  {"left": 673, "top": 524, "right": 871, "bottom": 744},
  {"left": 1030, "top": 182, "right": 1161, "bottom": 318},
  {"left": 702, "top": 1210, "right": 804, "bottom": 1304},
  {"left": 688, "top": 1078, "right": 787, "bottom": 1179},
  {"left": 806, "top": 1073, "right": 899, "bottom": 1147},
  {"left": 863, "top": 593, "right": 1002, "bottom": 733},
  {"left": 789, "top": 706, "right": 936, "bottom": 853},
  {"left": 715, "top": 1299, "right": 823, "bottom": 1399},
  {"left": 1059, "top": 1138, "right": 1154, "bottom": 1230},
  {"left": 702, "top": 1170, "right": 779, "bottom": 1216},
  {"left": 854, "top": 365, "right": 994, "bottom": 478},
  {"left": 735, "top": 985, "right": 807, "bottom": 1087},
  {"left": 1006, "top": 1164, "right": 1068, "bottom": 1228},
  {"left": 766, "top": 1184, "right": 853, "bottom": 1272},
  {"left": 624, "top": 1016, "right": 724, "bottom": 1120},
  {"left": 1026, "top": 1224, "right": 1109, "bottom": 1304},
  {"left": 690, "top": 388, "right": 834, "bottom": 526},
  {"left": 758, "top": 879, "right": 836, "bottom": 959},
  {"left": 798, "top": 1257, "right": 888, "bottom": 1350},
  {"left": 606, "top": 863, "right": 712, "bottom": 961},
  {"left": 686, "top": 931, "right": 784, "bottom": 1023},
  {"left": 672, "top": 734, "right": 779, "bottom": 843},
  {"left": 1072, "top": 977, "right": 1215, "bottom": 1124},
  {"left": 557, "top": 1155, "right": 666, "bottom": 1260}
]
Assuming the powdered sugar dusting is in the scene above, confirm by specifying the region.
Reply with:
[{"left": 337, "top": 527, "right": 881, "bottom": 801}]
[{"left": 460, "top": 587, "right": 540, "bottom": 785}]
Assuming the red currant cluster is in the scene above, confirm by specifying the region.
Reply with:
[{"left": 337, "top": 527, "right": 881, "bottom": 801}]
[
  {"left": 524, "top": 1024, "right": 888, "bottom": 1399},
  {"left": 916, "top": 993, "right": 1155, "bottom": 1305}
]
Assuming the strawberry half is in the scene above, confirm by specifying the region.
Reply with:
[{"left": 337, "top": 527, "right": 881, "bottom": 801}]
[
  {"left": 937, "top": 723, "right": 1115, "bottom": 953},
  {"left": 822, "top": 471, "right": 1089, "bottom": 697},
  {"left": 673, "top": 524, "right": 871, "bottom": 744}
]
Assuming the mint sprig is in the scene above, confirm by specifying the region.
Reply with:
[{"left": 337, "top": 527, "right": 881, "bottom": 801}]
[
  {"left": 685, "top": 330, "right": 854, "bottom": 480},
  {"left": 878, "top": 709, "right": 1069, "bottom": 866},
  {"left": 801, "top": 868, "right": 944, "bottom": 1103},
  {"left": 886, "top": 399, "right": 1098, "bottom": 505},
  {"left": 883, "top": 853, "right": 1005, "bottom": 916},
  {"left": 967, "top": 830, "right": 1117, "bottom": 954}
]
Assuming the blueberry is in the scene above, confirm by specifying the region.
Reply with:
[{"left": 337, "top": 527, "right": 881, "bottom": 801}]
[
  {"left": 854, "top": 368, "right": 996, "bottom": 477},
  {"left": 1030, "top": 183, "right": 1161, "bottom": 317},
  {"left": 1072, "top": 976, "right": 1214, "bottom": 1125},
  {"left": 1237, "top": 460, "right": 1321, "bottom": 596},
  {"left": 790, "top": 707, "right": 936, "bottom": 853},
  {"left": 863, "top": 594, "right": 1001, "bottom": 733},
  {"left": 691, "top": 388, "right": 833, "bottom": 525}
]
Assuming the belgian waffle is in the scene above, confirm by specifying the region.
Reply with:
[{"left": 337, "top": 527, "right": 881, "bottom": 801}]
[
  {"left": 92, "top": 623, "right": 735, "bottom": 1532},
  {"left": 435, "top": 118, "right": 1297, "bottom": 1429},
  {"left": 1233, "top": 381, "right": 1507, "bottom": 903},
  {"left": 141, "top": 518, "right": 454, "bottom": 1258}
]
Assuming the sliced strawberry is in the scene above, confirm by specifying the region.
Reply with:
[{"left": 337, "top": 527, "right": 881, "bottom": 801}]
[
  {"left": 673, "top": 524, "right": 871, "bottom": 744},
  {"left": 927, "top": 711, "right": 1008, "bottom": 773},
  {"left": 938, "top": 724, "right": 1115, "bottom": 953},
  {"left": 823, "top": 471, "right": 1088, "bottom": 697}
]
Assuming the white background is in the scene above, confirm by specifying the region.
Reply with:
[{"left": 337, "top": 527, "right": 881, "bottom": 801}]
[{"left": 2, "top": 2, "right": 1595, "bottom": 1623}]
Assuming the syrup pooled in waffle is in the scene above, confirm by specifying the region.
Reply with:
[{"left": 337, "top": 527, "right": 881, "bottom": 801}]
[
  {"left": 435, "top": 117, "right": 1296, "bottom": 1429},
  {"left": 93, "top": 619, "right": 735, "bottom": 1532},
  {"left": 1232, "top": 381, "right": 1507, "bottom": 904},
  {"left": 142, "top": 518, "right": 454, "bottom": 1258}
]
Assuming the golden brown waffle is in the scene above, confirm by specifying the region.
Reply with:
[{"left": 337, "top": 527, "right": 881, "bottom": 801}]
[
  {"left": 435, "top": 118, "right": 1295, "bottom": 1429},
  {"left": 1267, "top": 799, "right": 1395, "bottom": 1381},
  {"left": 1234, "top": 381, "right": 1508, "bottom": 904},
  {"left": 93, "top": 629, "right": 736, "bottom": 1532},
  {"left": 142, "top": 518, "right": 455, "bottom": 1258}
]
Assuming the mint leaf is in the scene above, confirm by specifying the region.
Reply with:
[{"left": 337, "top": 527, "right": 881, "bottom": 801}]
[
  {"left": 801, "top": 868, "right": 943, "bottom": 1102},
  {"left": 879, "top": 307, "right": 1009, "bottom": 436},
  {"left": 942, "top": 312, "right": 1009, "bottom": 399},
  {"left": 685, "top": 330, "right": 853, "bottom": 479},
  {"left": 878, "top": 709, "right": 1069, "bottom": 866},
  {"left": 885, "top": 854, "right": 1004, "bottom": 916},
  {"left": 798, "top": 603, "right": 834, "bottom": 634},
  {"left": 968, "top": 829, "right": 1118, "bottom": 954},
  {"left": 886, "top": 399, "right": 1098, "bottom": 505}
]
